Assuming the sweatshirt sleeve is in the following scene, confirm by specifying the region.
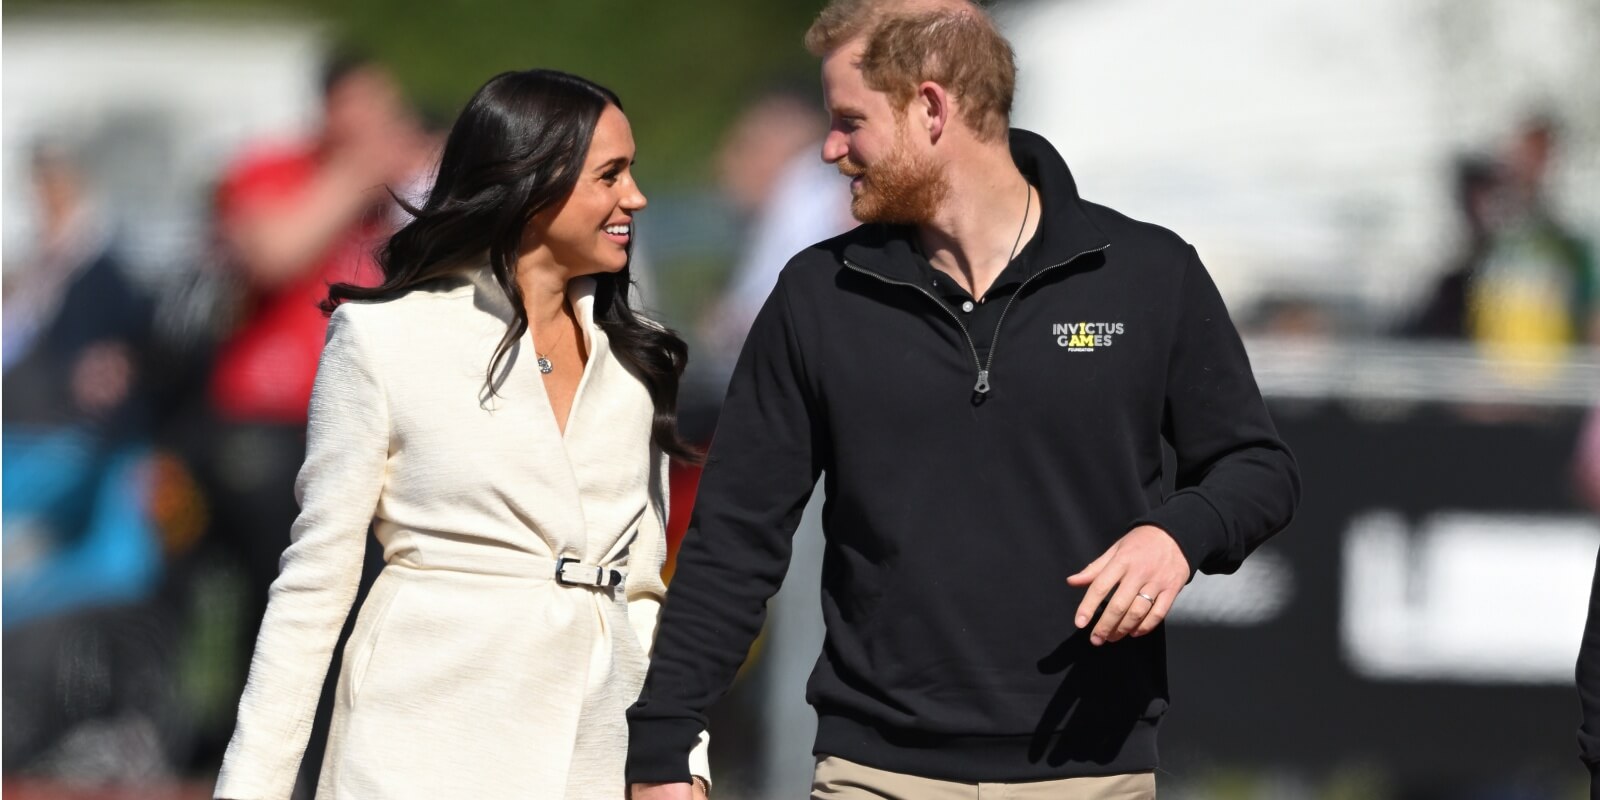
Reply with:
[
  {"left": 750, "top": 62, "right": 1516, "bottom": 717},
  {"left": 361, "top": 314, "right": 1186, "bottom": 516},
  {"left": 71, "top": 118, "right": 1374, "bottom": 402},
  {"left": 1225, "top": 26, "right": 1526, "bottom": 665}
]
[
  {"left": 626, "top": 271, "right": 825, "bottom": 784},
  {"left": 214, "top": 306, "right": 389, "bottom": 800},
  {"left": 624, "top": 447, "right": 712, "bottom": 786},
  {"left": 1130, "top": 247, "right": 1301, "bottom": 575}
]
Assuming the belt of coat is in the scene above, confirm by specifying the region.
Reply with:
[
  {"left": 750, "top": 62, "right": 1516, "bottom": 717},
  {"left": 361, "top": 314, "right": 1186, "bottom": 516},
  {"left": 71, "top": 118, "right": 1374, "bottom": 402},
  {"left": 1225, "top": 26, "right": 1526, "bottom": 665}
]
[{"left": 388, "top": 546, "right": 626, "bottom": 588}]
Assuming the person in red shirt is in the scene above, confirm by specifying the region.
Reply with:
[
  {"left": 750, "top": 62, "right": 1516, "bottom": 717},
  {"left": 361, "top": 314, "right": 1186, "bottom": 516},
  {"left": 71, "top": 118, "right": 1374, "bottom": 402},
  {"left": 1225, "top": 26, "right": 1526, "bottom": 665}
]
[
  {"left": 210, "top": 53, "right": 427, "bottom": 422},
  {"left": 200, "top": 51, "right": 433, "bottom": 793}
]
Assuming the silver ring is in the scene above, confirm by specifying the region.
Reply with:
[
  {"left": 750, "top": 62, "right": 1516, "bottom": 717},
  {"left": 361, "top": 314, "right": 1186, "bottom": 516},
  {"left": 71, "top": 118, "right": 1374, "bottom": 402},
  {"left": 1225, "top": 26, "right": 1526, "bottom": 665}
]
[{"left": 1136, "top": 592, "right": 1156, "bottom": 604}]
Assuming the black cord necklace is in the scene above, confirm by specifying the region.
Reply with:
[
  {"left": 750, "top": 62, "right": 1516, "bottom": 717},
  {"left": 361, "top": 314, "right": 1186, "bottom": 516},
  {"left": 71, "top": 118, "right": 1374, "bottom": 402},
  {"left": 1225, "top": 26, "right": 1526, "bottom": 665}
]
[{"left": 1005, "top": 181, "right": 1033, "bottom": 272}]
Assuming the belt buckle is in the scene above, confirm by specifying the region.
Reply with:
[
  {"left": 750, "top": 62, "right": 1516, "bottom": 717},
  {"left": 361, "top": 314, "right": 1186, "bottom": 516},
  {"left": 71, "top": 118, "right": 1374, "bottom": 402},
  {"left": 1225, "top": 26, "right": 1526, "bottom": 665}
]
[{"left": 556, "top": 556, "right": 604, "bottom": 587}]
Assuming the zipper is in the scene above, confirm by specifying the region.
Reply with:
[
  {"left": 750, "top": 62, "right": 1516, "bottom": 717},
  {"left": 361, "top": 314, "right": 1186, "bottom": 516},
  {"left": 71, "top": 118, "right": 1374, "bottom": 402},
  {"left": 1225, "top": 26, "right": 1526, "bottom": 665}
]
[
  {"left": 978, "top": 243, "right": 1111, "bottom": 392},
  {"left": 842, "top": 258, "right": 988, "bottom": 391},
  {"left": 842, "top": 242, "right": 1110, "bottom": 395}
]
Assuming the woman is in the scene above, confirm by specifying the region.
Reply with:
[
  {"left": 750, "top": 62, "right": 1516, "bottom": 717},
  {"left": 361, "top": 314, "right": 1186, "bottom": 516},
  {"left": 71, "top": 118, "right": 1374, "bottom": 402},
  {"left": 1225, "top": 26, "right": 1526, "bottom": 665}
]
[{"left": 214, "top": 69, "right": 710, "bottom": 800}]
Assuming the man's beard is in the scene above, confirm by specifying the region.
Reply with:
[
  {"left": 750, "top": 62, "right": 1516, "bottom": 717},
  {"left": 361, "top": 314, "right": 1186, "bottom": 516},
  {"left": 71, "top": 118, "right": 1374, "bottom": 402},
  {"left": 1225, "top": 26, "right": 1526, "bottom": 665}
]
[{"left": 837, "top": 137, "right": 949, "bottom": 225}]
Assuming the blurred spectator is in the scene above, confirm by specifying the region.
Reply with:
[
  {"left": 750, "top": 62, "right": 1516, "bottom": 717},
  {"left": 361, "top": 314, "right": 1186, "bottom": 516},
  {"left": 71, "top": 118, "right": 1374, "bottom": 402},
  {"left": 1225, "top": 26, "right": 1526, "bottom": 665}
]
[
  {"left": 1403, "top": 114, "right": 1596, "bottom": 394},
  {"left": 3, "top": 143, "right": 151, "bottom": 429},
  {"left": 200, "top": 49, "right": 416, "bottom": 607},
  {"left": 717, "top": 85, "right": 826, "bottom": 218},
  {"left": 2, "top": 141, "right": 179, "bottom": 780},
  {"left": 1402, "top": 155, "right": 1501, "bottom": 339},
  {"left": 3, "top": 141, "right": 159, "bottom": 623},
  {"left": 191, "top": 49, "right": 422, "bottom": 790},
  {"left": 208, "top": 50, "right": 417, "bottom": 423},
  {"left": 1466, "top": 115, "right": 1598, "bottom": 362},
  {"left": 698, "top": 85, "right": 853, "bottom": 372}
]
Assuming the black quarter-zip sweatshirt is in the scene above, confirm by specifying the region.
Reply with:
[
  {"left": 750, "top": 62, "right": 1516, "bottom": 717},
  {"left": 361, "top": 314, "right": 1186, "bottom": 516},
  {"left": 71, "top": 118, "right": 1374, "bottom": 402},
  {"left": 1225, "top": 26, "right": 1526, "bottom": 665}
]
[{"left": 628, "top": 129, "right": 1301, "bottom": 783}]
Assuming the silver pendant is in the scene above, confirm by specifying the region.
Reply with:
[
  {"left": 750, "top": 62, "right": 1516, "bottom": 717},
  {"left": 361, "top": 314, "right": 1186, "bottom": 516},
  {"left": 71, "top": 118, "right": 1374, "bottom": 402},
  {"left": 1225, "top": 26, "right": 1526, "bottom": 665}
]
[{"left": 537, "top": 356, "right": 554, "bottom": 374}]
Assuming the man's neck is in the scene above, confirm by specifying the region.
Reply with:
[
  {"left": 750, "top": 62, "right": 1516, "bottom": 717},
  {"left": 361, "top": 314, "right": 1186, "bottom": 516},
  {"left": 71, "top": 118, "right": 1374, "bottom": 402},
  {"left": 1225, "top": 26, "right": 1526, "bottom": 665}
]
[{"left": 915, "top": 143, "right": 1038, "bottom": 301}]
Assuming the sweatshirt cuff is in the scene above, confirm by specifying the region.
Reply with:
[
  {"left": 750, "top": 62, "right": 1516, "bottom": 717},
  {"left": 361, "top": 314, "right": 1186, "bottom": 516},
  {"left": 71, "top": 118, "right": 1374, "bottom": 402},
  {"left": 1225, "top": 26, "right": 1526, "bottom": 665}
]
[
  {"left": 1130, "top": 490, "right": 1229, "bottom": 575},
  {"left": 626, "top": 716, "right": 705, "bottom": 784}
]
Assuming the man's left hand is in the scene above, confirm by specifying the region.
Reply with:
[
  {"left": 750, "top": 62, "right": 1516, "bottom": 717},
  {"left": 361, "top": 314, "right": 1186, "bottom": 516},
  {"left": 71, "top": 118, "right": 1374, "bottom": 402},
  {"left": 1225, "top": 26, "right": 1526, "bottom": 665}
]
[{"left": 1066, "top": 525, "right": 1191, "bottom": 645}]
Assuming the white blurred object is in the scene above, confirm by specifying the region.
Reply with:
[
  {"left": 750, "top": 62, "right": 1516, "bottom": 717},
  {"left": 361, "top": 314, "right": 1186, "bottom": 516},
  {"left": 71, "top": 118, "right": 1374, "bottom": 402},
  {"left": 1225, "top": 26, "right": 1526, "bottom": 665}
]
[
  {"left": 3, "top": 10, "right": 327, "bottom": 284},
  {"left": 1000, "top": 0, "right": 1600, "bottom": 328},
  {"left": 1341, "top": 510, "right": 1600, "bottom": 683},
  {"left": 1246, "top": 338, "right": 1600, "bottom": 406},
  {"left": 1169, "top": 546, "right": 1295, "bottom": 626}
]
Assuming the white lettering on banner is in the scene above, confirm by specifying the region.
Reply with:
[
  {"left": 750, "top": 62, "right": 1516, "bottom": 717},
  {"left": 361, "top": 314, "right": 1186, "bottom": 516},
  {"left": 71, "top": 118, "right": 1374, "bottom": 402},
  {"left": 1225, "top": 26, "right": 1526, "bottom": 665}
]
[
  {"left": 1341, "top": 510, "right": 1600, "bottom": 684},
  {"left": 1167, "top": 547, "right": 1294, "bottom": 626}
]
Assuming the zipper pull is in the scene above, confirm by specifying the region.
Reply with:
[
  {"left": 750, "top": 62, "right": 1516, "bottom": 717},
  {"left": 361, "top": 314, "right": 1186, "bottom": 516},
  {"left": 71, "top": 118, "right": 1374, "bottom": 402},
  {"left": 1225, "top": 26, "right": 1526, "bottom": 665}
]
[{"left": 973, "top": 370, "right": 991, "bottom": 394}]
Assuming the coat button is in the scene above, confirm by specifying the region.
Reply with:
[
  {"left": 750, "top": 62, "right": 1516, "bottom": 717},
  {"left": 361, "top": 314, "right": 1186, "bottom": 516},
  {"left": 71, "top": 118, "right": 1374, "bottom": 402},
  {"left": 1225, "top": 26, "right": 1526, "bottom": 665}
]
[{"left": 961, "top": 300, "right": 975, "bottom": 313}]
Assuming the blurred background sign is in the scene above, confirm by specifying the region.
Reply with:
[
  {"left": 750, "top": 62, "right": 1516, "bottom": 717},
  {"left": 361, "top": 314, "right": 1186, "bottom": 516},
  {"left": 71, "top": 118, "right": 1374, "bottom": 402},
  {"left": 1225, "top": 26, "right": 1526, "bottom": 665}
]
[{"left": 1159, "top": 366, "right": 1598, "bottom": 795}]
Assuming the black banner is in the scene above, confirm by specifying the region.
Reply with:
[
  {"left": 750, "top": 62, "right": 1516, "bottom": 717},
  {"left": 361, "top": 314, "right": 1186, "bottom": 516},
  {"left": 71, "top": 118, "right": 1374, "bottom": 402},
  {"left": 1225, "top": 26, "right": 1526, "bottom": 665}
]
[{"left": 1162, "top": 400, "right": 1592, "bottom": 788}]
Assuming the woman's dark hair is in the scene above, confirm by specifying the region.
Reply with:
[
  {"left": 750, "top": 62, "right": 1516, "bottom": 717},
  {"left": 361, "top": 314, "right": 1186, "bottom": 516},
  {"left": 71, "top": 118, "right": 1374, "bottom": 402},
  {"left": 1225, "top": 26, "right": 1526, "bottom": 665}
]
[{"left": 325, "top": 69, "right": 698, "bottom": 462}]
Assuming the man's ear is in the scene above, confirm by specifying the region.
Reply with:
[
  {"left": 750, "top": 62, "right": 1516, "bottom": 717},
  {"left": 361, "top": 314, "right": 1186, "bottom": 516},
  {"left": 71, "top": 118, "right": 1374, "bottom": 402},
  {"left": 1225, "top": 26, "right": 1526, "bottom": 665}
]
[{"left": 916, "top": 81, "right": 950, "bottom": 145}]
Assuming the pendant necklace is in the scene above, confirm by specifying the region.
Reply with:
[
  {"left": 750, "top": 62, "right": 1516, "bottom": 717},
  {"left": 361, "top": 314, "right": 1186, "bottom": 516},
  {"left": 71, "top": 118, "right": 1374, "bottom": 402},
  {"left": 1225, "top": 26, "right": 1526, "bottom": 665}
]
[{"left": 536, "top": 305, "right": 573, "bottom": 375}]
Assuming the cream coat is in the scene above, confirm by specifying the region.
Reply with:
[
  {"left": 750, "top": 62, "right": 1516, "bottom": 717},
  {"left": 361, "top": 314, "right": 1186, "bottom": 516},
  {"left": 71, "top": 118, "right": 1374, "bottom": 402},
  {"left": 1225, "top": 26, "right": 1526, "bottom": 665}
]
[{"left": 215, "top": 266, "right": 709, "bottom": 800}]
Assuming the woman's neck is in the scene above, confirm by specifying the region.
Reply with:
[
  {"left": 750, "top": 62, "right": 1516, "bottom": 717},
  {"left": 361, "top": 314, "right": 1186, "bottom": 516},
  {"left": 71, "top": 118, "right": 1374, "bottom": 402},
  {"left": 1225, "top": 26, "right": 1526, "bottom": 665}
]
[{"left": 514, "top": 251, "right": 574, "bottom": 328}]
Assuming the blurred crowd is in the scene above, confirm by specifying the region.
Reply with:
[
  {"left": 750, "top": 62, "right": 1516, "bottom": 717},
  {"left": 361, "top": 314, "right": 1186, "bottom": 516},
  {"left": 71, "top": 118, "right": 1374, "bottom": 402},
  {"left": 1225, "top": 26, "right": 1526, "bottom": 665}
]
[
  {"left": 1403, "top": 114, "right": 1598, "bottom": 356},
  {"left": 1241, "top": 112, "right": 1599, "bottom": 368},
  {"left": 2, "top": 51, "right": 440, "bottom": 788},
  {"left": 2, "top": 35, "right": 1598, "bottom": 800}
]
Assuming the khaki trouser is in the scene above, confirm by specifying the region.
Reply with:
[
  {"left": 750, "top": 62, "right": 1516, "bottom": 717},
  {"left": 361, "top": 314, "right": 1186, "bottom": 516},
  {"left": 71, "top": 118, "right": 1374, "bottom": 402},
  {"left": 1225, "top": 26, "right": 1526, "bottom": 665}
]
[{"left": 812, "top": 755, "right": 1156, "bottom": 800}]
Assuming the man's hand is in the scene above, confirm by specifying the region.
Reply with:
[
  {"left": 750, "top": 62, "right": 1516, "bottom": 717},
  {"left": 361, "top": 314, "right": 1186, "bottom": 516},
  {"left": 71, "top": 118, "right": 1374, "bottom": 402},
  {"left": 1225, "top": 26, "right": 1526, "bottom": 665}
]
[
  {"left": 1066, "top": 525, "right": 1191, "bottom": 645},
  {"left": 629, "top": 781, "right": 708, "bottom": 800}
]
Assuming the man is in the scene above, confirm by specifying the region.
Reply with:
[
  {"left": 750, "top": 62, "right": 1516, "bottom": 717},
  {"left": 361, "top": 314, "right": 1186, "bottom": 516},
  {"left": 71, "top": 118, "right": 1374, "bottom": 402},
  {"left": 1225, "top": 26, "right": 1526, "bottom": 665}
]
[{"left": 629, "top": 2, "right": 1300, "bottom": 797}]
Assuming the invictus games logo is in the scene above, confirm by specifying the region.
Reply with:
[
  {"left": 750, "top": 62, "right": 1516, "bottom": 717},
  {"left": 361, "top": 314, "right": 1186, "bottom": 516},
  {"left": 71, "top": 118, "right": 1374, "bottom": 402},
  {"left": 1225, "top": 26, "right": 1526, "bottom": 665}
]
[{"left": 1053, "top": 321, "right": 1124, "bottom": 352}]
